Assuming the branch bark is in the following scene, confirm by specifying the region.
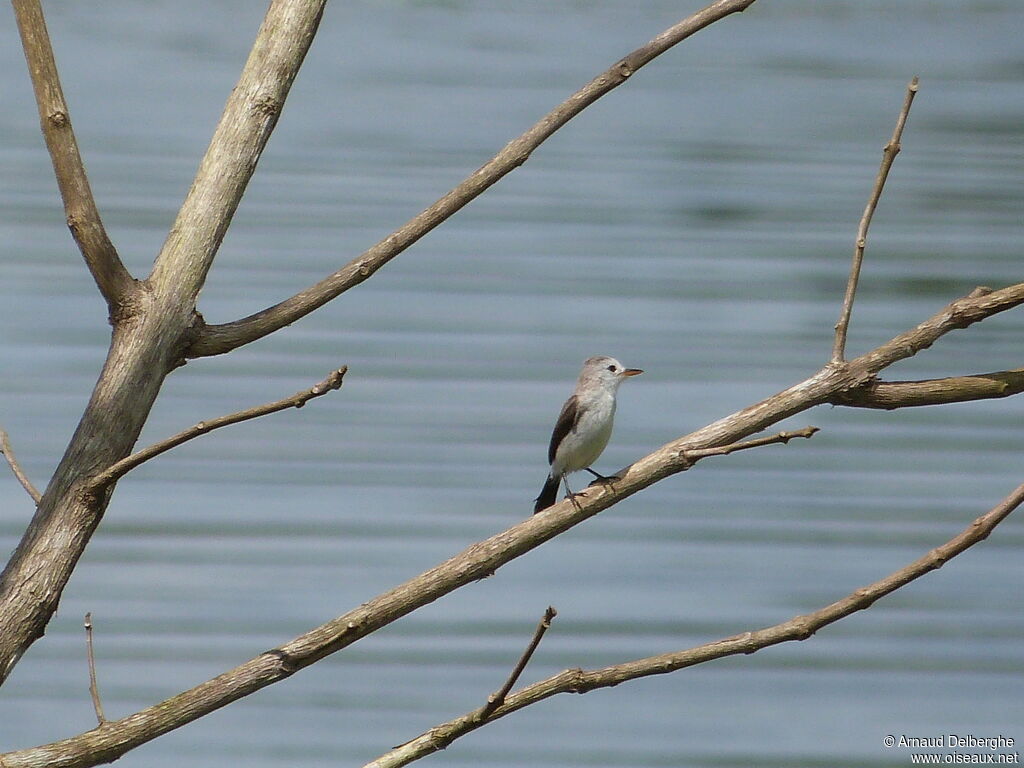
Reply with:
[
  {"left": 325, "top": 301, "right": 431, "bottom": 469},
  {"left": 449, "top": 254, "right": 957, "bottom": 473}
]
[
  {"left": 185, "top": 0, "right": 760, "bottom": 359},
  {"left": 364, "top": 482, "right": 1024, "bottom": 768},
  {"left": 4, "top": 280, "right": 1023, "bottom": 766},
  {"left": 12, "top": 0, "right": 136, "bottom": 316},
  {"left": 0, "top": 0, "right": 327, "bottom": 687},
  {"left": 832, "top": 368, "right": 1024, "bottom": 409}
]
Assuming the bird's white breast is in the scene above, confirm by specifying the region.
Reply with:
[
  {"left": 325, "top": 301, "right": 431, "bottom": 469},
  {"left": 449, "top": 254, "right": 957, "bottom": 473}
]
[{"left": 552, "top": 391, "right": 616, "bottom": 474}]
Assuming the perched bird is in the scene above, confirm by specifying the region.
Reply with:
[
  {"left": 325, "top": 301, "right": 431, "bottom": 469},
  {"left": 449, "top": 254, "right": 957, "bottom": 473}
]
[{"left": 534, "top": 356, "right": 643, "bottom": 514}]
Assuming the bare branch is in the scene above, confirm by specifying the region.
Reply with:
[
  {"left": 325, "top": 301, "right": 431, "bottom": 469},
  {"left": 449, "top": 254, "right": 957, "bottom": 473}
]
[
  {"left": 0, "top": 0, "right": 331, "bottom": 688},
  {"left": 88, "top": 366, "right": 347, "bottom": 493},
  {"left": 11, "top": 0, "right": 136, "bottom": 315},
  {"left": 84, "top": 613, "right": 106, "bottom": 725},
  {"left": 478, "top": 606, "right": 557, "bottom": 722},
  {"left": 365, "top": 483, "right": 1024, "bottom": 768},
  {"left": 678, "top": 425, "right": 818, "bottom": 468},
  {"left": 4, "top": 285, "right": 1023, "bottom": 768},
  {"left": 832, "top": 368, "right": 1024, "bottom": 410},
  {"left": 0, "top": 428, "right": 41, "bottom": 504},
  {"left": 148, "top": 0, "right": 328, "bottom": 309},
  {"left": 187, "top": 0, "right": 760, "bottom": 359},
  {"left": 832, "top": 75, "right": 920, "bottom": 362}
]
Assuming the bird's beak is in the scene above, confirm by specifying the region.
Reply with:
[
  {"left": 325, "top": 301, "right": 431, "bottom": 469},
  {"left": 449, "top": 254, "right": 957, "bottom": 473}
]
[{"left": 622, "top": 368, "right": 643, "bottom": 377}]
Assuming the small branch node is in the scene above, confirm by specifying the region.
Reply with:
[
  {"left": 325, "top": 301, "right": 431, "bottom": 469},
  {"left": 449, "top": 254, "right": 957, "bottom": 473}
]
[
  {"left": 791, "top": 617, "right": 816, "bottom": 641},
  {"left": 738, "top": 632, "right": 758, "bottom": 653},
  {"left": 263, "top": 648, "right": 299, "bottom": 676}
]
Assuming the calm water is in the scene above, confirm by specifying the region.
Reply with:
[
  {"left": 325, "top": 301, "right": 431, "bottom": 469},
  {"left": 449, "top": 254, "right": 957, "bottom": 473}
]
[{"left": 1, "top": 2, "right": 1023, "bottom": 766}]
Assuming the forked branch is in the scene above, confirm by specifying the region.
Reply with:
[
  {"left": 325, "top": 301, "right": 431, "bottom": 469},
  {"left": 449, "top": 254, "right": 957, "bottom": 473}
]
[
  {"left": 12, "top": 0, "right": 135, "bottom": 315},
  {"left": 7, "top": 277, "right": 1024, "bottom": 768},
  {"left": 832, "top": 76, "right": 920, "bottom": 362},
  {"left": 364, "top": 482, "right": 1024, "bottom": 768},
  {"left": 187, "top": 0, "right": 759, "bottom": 359},
  {"left": 88, "top": 366, "right": 347, "bottom": 493}
]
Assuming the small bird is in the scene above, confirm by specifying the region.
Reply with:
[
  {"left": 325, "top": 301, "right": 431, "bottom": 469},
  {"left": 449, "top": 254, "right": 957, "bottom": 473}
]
[{"left": 534, "top": 356, "right": 643, "bottom": 514}]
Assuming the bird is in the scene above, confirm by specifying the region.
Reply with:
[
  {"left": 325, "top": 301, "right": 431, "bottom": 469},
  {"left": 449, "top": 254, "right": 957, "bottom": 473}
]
[{"left": 534, "top": 356, "right": 643, "bottom": 514}]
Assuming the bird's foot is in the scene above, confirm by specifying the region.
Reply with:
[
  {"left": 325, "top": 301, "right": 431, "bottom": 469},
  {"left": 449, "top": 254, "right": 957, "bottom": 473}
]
[{"left": 564, "top": 490, "right": 586, "bottom": 511}]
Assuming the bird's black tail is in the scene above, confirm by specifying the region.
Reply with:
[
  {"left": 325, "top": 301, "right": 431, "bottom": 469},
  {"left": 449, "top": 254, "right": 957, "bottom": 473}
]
[{"left": 534, "top": 474, "right": 559, "bottom": 514}]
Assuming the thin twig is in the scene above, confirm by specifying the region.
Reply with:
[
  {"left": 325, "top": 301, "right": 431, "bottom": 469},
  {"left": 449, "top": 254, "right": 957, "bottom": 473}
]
[
  {"left": 832, "top": 75, "right": 920, "bottom": 363},
  {"left": 478, "top": 606, "right": 557, "bottom": 721},
  {"left": 84, "top": 613, "right": 106, "bottom": 725},
  {"left": 88, "top": 366, "right": 347, "bottom": 492},
  {"left": 188, "top": 0, "right": 760, "bottom": 359},
  {"left": 679, "top": 426, "right": 818, "bottom": 467},
  {"left": 11, "top": 0, "right": 135, "bottom": 313},
  {"left": 0, "top": 428, "right": 42, "bottom": 504},
  {"left": 363, "top": 482, "right": 1024, "bottom": 768}
]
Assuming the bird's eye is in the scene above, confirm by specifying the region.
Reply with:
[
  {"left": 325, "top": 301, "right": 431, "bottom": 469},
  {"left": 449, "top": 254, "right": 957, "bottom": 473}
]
[{"left": 607, "top": 364, "right": 617, "bottom": 372}]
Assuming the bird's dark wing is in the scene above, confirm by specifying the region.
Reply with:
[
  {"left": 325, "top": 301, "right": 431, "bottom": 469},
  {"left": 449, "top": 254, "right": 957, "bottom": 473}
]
[{"left": 548, "top": 394, "right": 584, "bottom": 465}]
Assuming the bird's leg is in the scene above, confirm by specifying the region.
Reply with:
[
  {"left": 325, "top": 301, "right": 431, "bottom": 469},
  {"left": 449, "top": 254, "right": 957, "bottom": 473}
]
[
  {"left": 584, "top": 467, "right": 619, "bottom": 488},
  {"left": 561, "top": 475, "right": 584, "bottom": 511}
]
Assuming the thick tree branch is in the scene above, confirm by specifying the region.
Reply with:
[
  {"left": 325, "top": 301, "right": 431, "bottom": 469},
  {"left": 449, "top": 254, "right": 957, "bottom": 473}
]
[
  {"left": 11, "top": 0, "right": 136, "bottom": 316},
  {"left": 832, "top": 76, "right": 919, "bottom": 362},
  {"left": 365, "top": 482, "right": 1024, "bottom": 768},
  {"left": 0, "top": 428, "right": 41, "bottom": 504},
  {"left": 88, "top": 366, "right": 347, "bottom": 493},
  {"left": 5, "top": 278, "right": 1024, "bottom": 766},
  {"left": 832, "top": 368, "right": 1024, "bottom": 409},
  {"left": 148, "top": 0, "right": 327, "bottom": 312},
  {"left": 186, "top": 0, "right": 760, "bottom": 359},
  {"left": 0, "top": 0, "right": 328, "bottom": 688}
]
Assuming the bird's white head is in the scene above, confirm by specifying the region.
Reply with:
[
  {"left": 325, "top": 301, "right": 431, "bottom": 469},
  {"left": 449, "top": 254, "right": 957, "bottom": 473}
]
[{"left": 579, "top": 355, "right": 643, "bottom": 393}]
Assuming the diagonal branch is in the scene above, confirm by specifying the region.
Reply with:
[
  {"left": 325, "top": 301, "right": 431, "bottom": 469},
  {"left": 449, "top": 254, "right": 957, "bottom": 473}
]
[
  {"left": 832, "top": 368, "right": 1024, "bottom": 409},
  {"left": 0, "top": 0, "right": 331, "bottom": 689},
  {"left": 4, "top": 277, "right": 1023, "bottom": 766},
  {"left": 832, "top": 75, "right": 920, "bottom": 362},
  {"left": 186, "top": 0, "right": 760, "bottom": 359},
  {"left": 147, "top": 0, "right": 328, "bottom": 310},
  {"left": 12, "top": 0, "right": 136, "bottom": 316},
  {"left": 88, "top": 366, "right": 347, "bottom": 493},
  {"left": 478, "top": 606, "right": 557, "bottom": 722},
  {"left": 678, "top": 426, "right": 818, "bottom": 468},
  {"left": 364, "top": 482, "right": 1024, "bottom": 768},
  {"left": 0, "top": 428, "right": 42, "bottom": 504}
]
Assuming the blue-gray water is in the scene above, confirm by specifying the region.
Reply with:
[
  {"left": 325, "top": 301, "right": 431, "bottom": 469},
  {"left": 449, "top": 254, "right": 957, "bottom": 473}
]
[{"left": 1, "top": 2, "right": 1023, "bottom": 766}]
